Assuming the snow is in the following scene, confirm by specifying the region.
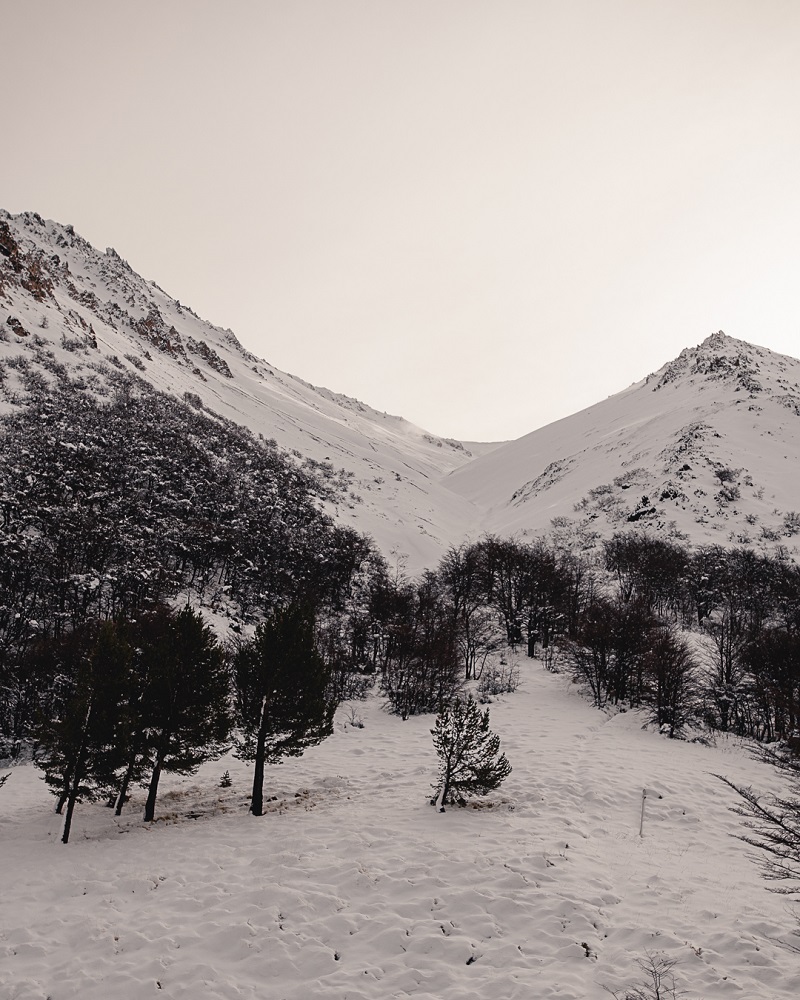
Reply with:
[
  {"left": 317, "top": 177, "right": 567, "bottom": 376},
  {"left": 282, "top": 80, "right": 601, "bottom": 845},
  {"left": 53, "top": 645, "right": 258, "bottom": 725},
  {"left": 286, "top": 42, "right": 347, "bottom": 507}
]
[
  {"left": 5, "top": 212, "right": 800, "bottom": 572},
  {"left": 0, "top": 210, "right": 491, "bottom": 575},
  {"left": 446, "top": 333, "right": 800, "bottom": 558},
  {"left": 2, "top": 655, "right": 797, "bottom": 999}
]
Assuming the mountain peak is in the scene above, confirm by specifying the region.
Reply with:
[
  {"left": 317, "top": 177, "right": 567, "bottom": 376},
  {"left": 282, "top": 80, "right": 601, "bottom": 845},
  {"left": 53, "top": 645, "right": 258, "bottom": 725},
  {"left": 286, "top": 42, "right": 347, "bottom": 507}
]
[
  {"left": 448, "top": 331, "right": 800, "bottom": 559},
  {"left": 700, "top": 329, "right": 732, "bottom": 350},
  {"left": 650, "top": 330, "right": 769, "bottom": 394}
]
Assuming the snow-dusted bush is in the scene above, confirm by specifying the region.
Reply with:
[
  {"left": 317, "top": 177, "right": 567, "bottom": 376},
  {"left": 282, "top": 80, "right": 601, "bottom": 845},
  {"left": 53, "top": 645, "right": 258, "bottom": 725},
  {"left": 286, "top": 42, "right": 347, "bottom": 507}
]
[
  {"left": 715, "top": 483, "right": 740, "bottom": 504},
  {"left": 783, "top": 511, "right": 800, "bottom": 536},
  {"left": 602, "top": 951, "right": 686, "bottom": 1000},
  {"left": 343, "top": 705, "right": 365, "bottom": 729},
  {"left": 477, "top": 659, "right": 520, "bottom": 702}
]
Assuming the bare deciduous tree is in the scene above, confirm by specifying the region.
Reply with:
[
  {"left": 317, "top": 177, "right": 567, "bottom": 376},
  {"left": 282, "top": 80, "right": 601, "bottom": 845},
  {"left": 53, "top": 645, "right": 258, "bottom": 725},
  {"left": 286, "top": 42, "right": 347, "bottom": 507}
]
[
  {"left": 718, "top": 747, "right": 800, "bottom": 891},
  {"left": 602, "top": 952, "right": 690, "bottom": 1000}
]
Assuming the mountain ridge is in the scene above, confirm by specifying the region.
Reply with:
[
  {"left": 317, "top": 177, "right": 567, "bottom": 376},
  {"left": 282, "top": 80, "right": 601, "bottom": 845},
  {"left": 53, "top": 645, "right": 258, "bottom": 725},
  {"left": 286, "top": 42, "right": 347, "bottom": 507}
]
[
  {"left": 0, "top": 210, "right": 489, "bottom": 572},
  {"left": 445, "top": 329, "right": 800, "bottom": 559},
  {"left": 3, "top": 208, "right": 800, "bottom": 568}
]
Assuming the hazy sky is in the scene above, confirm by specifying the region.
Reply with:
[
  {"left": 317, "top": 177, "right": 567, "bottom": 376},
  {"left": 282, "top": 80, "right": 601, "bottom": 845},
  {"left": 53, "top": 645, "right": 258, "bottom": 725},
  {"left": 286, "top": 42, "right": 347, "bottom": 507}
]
[{"left": 3, "top": 1, "right": 800, "bottom": 440}]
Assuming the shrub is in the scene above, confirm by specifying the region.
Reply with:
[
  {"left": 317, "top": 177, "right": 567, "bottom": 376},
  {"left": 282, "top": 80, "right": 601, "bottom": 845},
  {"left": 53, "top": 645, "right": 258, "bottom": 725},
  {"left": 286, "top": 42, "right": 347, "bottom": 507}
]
[
  {"left": 477, "top": 659, "right": 520, "bottom": 701},
  {"left": 602, "top": 951, "right": 688, "bottom": 1000}
]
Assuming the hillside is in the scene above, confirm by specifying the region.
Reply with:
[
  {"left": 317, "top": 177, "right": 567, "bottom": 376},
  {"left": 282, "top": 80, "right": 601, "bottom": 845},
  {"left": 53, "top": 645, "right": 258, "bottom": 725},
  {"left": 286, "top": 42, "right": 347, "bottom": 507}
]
[
  {"left": 447, "top": 331, "right": 800, "bottom": 557},
  {"left": 5, "top": 210, "right": 800, "bottom": 569},
  {"left": 0, "top": 210, "right": 487, "bottom": 574}
]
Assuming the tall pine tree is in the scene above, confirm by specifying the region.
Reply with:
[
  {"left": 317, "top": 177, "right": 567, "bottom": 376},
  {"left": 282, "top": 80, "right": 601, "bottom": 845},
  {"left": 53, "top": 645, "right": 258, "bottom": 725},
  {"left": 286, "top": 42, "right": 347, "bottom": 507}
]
[
  {"left": 133, "top": 606, "right": 232, "bottom": 822},
  {"left": 33, "top": 620, "right": 131, "bottom": 843},
  {"left": 234, "top": 604, "right": 335, "bottom": 817}
]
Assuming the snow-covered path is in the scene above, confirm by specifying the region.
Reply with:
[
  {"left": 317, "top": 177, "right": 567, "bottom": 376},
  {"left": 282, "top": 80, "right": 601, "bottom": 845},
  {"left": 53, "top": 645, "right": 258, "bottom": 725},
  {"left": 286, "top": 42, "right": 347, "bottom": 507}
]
[{"left": 2, "top": 657, "right": 798, "bottom": 999}]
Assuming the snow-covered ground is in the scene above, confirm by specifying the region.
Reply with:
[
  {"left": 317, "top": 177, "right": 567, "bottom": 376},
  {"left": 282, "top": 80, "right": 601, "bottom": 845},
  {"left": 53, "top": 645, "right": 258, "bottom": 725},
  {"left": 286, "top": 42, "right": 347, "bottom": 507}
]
[{"left": 2, "top": 655, "right": 797, "bottom": 1000}]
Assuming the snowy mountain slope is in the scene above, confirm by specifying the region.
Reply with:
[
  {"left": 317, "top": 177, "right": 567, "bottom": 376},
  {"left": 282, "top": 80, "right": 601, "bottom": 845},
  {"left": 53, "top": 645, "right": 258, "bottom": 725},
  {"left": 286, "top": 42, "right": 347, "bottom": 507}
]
[
  {"left": 5, "top": 214, "right": 800, "bottom": 1000},
  {"left": 0, "top": 210, "right": 489, "bottom": 572},
  {"left": 446, "top": 331, "right": 800, "bottom": 557}
]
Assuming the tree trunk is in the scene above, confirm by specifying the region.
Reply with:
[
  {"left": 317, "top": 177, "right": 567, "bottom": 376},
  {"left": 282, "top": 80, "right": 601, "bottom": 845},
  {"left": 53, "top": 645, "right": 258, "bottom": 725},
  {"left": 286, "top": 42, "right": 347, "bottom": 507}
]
[
  {"left": 250, "top": 709, "right": 269, "bottom": 817},
  {"left": 61, "top": 762, "right": 84, "bottom": 844},
  {"left": 114, "top": 756, "right": 136, "bottom": 816},
  {"left": 437, "top": 777, "right": 449, "bottom": 813},
  {"left": 144, "top": 755, "right": 163, "bottom": 822},
  {"left": 55, "top": 771, "right": 71, "bottom": 814}
]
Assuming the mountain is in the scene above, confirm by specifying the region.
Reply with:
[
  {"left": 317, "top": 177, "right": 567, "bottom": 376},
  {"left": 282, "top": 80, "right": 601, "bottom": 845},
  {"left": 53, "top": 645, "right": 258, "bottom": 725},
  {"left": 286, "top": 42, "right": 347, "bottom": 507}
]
[
  {"left": 0, "top": 210, "right": 490, "bottom": 573},
  {"left": 4, "top": 208, "right": 800, "bottom": 569},
  {"left": 447, "top": 330, "right": 800, "bottom": 558}
]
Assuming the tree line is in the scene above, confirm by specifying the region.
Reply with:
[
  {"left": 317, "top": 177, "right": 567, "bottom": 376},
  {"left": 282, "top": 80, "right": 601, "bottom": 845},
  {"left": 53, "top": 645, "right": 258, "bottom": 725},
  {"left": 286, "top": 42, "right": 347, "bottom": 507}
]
[
  {"left": 366, "top": 532, "right": 800, "bottom": 747},
  {"left": 28, "top": 601, "right": 337, "bottom": 842},
  {"left": 15, "top": 525, "right": 800, "bottom": 841}
]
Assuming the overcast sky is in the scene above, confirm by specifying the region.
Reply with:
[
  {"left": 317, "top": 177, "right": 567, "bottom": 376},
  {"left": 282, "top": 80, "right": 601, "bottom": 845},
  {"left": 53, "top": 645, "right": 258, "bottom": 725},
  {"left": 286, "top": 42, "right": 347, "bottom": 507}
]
[{"left": 3, "top": 1, "right": 800, "bottom": 440}]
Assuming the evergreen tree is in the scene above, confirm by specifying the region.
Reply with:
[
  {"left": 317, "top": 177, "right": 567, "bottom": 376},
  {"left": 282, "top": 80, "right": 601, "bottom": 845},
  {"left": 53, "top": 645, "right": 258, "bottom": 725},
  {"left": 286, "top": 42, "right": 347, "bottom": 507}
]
[
  {"left": 234, "top": 604, "right": 335, "bottom": 817},
  {"left": 134, "top": 606, "right": 232, "bottom": 822},
  {"left": 431, "top": 695, "right": 511, "bottom": 811},
  {"left": 33, "top": 620, "right": 131, "bottom": 843},
  {"left": 107, "top": 619, "right": 153, "bottom": 816}
]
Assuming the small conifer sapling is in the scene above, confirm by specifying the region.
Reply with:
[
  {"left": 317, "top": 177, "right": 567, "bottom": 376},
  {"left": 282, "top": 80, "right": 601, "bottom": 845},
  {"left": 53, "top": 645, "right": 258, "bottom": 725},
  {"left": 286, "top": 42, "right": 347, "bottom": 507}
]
[{"left": 431, "top": 695, "right": 511, "bottom": 812}]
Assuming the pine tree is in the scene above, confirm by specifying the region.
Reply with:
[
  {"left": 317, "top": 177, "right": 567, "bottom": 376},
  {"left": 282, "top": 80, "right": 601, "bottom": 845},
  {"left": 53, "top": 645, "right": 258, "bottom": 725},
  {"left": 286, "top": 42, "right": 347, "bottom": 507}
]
[
  {"left": 431, "top": 695, "right": 511, "bottom": 812},
  {"left": 234, "top": 604, "right": 335, "bottom": 817},
  {"left": 33, "top": 620, "right": 131, "bottom": 843},
  {"left": 134, "top": 606, "right": 232, "bottom": 823}
]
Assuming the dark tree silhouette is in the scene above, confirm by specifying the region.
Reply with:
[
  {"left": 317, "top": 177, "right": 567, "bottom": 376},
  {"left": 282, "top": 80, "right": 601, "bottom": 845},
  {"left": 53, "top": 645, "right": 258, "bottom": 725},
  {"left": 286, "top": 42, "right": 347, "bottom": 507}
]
[
  {"left": 644, "top": 628, "right": 697, "bottom": 737},
  {"left": 379, "top": 574, "right": 461, "bottom": 719},
  {"left": 134, "top": 606, "right": 232, "bottom": 823},
  {"left": 33, "top": 620, "right": 131, "bottom": 843},
  {"left": 234, "top": 604, "right": 335, "bottom": 817}
]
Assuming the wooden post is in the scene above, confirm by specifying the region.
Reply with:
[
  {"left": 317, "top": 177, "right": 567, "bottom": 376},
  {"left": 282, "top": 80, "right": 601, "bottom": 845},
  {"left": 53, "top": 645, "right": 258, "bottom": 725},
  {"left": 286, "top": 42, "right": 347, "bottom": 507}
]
[{"left": 639, "top": 787, "right": 647, "bottom": 837}]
